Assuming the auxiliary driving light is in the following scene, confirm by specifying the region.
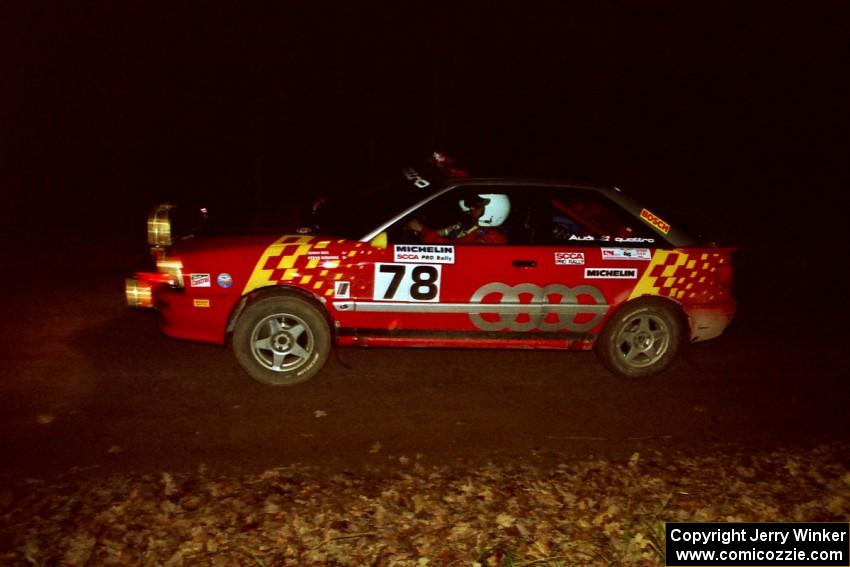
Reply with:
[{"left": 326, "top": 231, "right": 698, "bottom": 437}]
[
  {"left": 125, "top": 279, "right": 153, "bottom": 308},
  {"left": 147, "top": 203, "right": 174, "bottom": 247}
]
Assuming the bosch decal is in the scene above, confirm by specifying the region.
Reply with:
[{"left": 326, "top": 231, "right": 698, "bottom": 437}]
[
  {"left": 190, "top": 273, "right": 211, "bottom": 287},
  {"left": 469, "top": 283, "right": 607, "bottom": 332},
  {"left": 601, "top": 248, "right": 652, "bottom": 261},
  {"left": 640, "top": 208, "right": 671, "bottom": 234},
  {"left": 393, "top": 244, "right": 455, "bottom": 264},
  {"left": 584, "top": 268, "right": 638, "bottom": 279},
  {"left": 554, "top": 252, "right": 585, "bottom": 266},
  {"left": 216, "top": 273, "right": 233, "bottom": 288}
]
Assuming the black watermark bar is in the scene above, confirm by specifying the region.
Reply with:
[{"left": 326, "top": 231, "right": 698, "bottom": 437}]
[{"left": 666, "top": 522, "right": 849, "bottom": 566}]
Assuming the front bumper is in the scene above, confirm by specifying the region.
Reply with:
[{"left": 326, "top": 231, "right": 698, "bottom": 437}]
[
  {"left": 125, "top": 272, "right": 175, "bottom": 308},
  {"left": 126, "top": 276, "right": 232, "bottom": 345}
]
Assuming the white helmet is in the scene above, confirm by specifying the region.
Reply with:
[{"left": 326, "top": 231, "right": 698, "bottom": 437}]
[{"left": 459, "top": 193, "right": 511, "bottom": 227}]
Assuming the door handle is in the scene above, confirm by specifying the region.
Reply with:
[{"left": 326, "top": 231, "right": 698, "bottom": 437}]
[{"left": 512, "top": 260, "right": 537, "bottom": 268}]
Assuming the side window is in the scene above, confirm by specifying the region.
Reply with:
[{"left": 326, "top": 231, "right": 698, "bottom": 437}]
[
  {"left": 388, "top": 186, "right": 533, "bottom": 245},
  {"left": 542, "top": 189, "right": 656, "bottom": 246}
]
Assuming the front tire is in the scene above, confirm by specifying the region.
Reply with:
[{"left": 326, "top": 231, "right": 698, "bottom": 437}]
[
  {"left": 233, "top": 295, "right": 330, "bottom": 386},
  {"left": 595, "top": 299, "right": 683, "bottom": 378}
]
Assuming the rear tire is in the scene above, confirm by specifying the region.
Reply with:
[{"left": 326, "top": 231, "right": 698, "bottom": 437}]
[
  {"left": 595, "top": 299, "right": 683, "bottom": 378},
  {"left": 233, "top": 295, "right": 330, "bottom": 386}
]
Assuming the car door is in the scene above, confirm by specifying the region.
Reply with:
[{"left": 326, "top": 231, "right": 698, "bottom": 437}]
[
  {"left": 339, "top": 183, "right": 663, "bottom": 343},
  {"left": 353, "top": 184, "right": 547, "bottom": 336},
  {"left": 439, "top": 185, "right": 632, "bottom": 341},
  {"left": 529, "top": 186, "right": 663, "bottom": 337}
]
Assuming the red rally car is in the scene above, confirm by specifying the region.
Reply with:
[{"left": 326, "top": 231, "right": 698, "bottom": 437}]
[{"left": 126, "top": 158, "right": 736, "bottom": 386}]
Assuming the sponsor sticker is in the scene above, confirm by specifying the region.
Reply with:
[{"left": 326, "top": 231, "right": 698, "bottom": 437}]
[
  {"left": 584, "top": 268, "right": 638, "bottom": 279},
  {"left": 614, "top": 237, "right": 654, "bottom": 243},
  {"left": 190, "top": 273, "right": 211, "bottom": 287},
  {"left": 334, "top": 281, "right": 351, "bottom": 299},
  {"left": 193, "top": 299, "right": 210, "bottom": 308},
  {"left": 216, "top": 273, "right": 233, "bottom": 288},
  {"left": 567, "top": 235, "right": 655, "bottom": 243},
  {"left": 601, "top": 248, "right": 652, "bottom": 261},
  {"left": 393, "top": 244, "right": 455, "bottom": 264},
  {"left": 640, "top": 208, "right": 671, "bottom": 234},
  {"left": 554, "top": 251, "right": 585, "bottom": 265},
  {"left": 402, "top": 167, "right": 431, "bottom": 188}
]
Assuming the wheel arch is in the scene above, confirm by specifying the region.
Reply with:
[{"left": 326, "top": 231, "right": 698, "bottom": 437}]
[
  {"left": 225, "top": 285, "right": 333, "bottom": 337},
  {"left": 601, "top": 294, "right": 689, "bottom": 338},
  {"left": 595, "top": 294, "right": 689, "bottom": 378}
]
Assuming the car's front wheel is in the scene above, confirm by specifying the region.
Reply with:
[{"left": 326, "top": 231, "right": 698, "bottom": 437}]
[
  {"left": 595, "top": 299, "right": 683, "bottom": 378},
  {"left": 233, "top": 294, "right": 330, "bottom": 386}
]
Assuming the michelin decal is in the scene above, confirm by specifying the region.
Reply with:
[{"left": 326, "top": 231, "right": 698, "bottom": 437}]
[
  {"left": 393, "top": 245, "right": 455, "bottom": 264},
  {"left": 584, "top": 268, "right": 638, "bottom": 279}
]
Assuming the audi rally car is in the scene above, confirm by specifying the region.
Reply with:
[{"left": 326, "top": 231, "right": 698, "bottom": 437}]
[{"left": 126, "top": 158, "right": 735, "bottom": 385}]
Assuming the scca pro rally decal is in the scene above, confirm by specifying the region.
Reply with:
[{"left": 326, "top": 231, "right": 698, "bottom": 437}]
[
  {"left": 584, "top": 268, "right": 638, "bottom": 279},
  {"left": 640, "top": 208, "right": 670, "bottom": 234},
  {"left": 393, "top": 245, "right": 454, "bottom": 264},
  {"left": 601, "top": 248, "right": 651, "bottom": 261},
  {"left": 554, "top": 251, "right": 584, "bottom": 266}
]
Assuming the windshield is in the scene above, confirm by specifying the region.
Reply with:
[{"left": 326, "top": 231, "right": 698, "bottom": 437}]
[{"left": 314, "top": 166, "right": 446, "bottom": 240}]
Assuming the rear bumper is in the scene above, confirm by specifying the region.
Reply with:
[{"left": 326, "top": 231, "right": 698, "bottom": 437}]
[{"left": 686, "top": 300, "right": 737, "bottom": 343}]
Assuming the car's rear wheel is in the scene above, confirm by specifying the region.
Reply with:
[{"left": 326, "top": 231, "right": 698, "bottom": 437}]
[
  {"left": 595, "top": 299, "right": 683, "bottom": 378},
  {"left": 233, "top": 295, "right": 330, "bottom": 386}
]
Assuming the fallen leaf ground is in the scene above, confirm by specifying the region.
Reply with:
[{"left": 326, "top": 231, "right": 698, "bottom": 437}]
[{"left": 1, "top": 444, "right": 847, "bottom": 566}]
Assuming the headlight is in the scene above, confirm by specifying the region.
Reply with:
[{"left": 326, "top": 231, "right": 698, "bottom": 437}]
[
  {"left": 156, "top": 258, "right": 184, "bottom": 288},
  {"left": 147, "top": 203, "right": 175, "bottom": 247}
]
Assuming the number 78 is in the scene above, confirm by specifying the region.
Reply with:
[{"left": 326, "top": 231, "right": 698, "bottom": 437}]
[{"left": 373, "top": 264, "right": 440, "bottom": 302}]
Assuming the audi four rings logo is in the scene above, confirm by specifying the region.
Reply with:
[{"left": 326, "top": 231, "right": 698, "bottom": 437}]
[{"left": 469, "top": 283, "right": 608, "bottom": 332}]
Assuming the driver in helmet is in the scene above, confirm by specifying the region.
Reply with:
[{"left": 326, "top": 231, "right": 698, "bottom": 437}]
[{"left": 407, "top": 193, "right": 510, "bottom": 244}]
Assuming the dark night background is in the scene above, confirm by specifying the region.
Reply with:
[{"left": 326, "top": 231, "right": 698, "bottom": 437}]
[{"left": 3, "top": 2, "right": 849, "bottom": 318}]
